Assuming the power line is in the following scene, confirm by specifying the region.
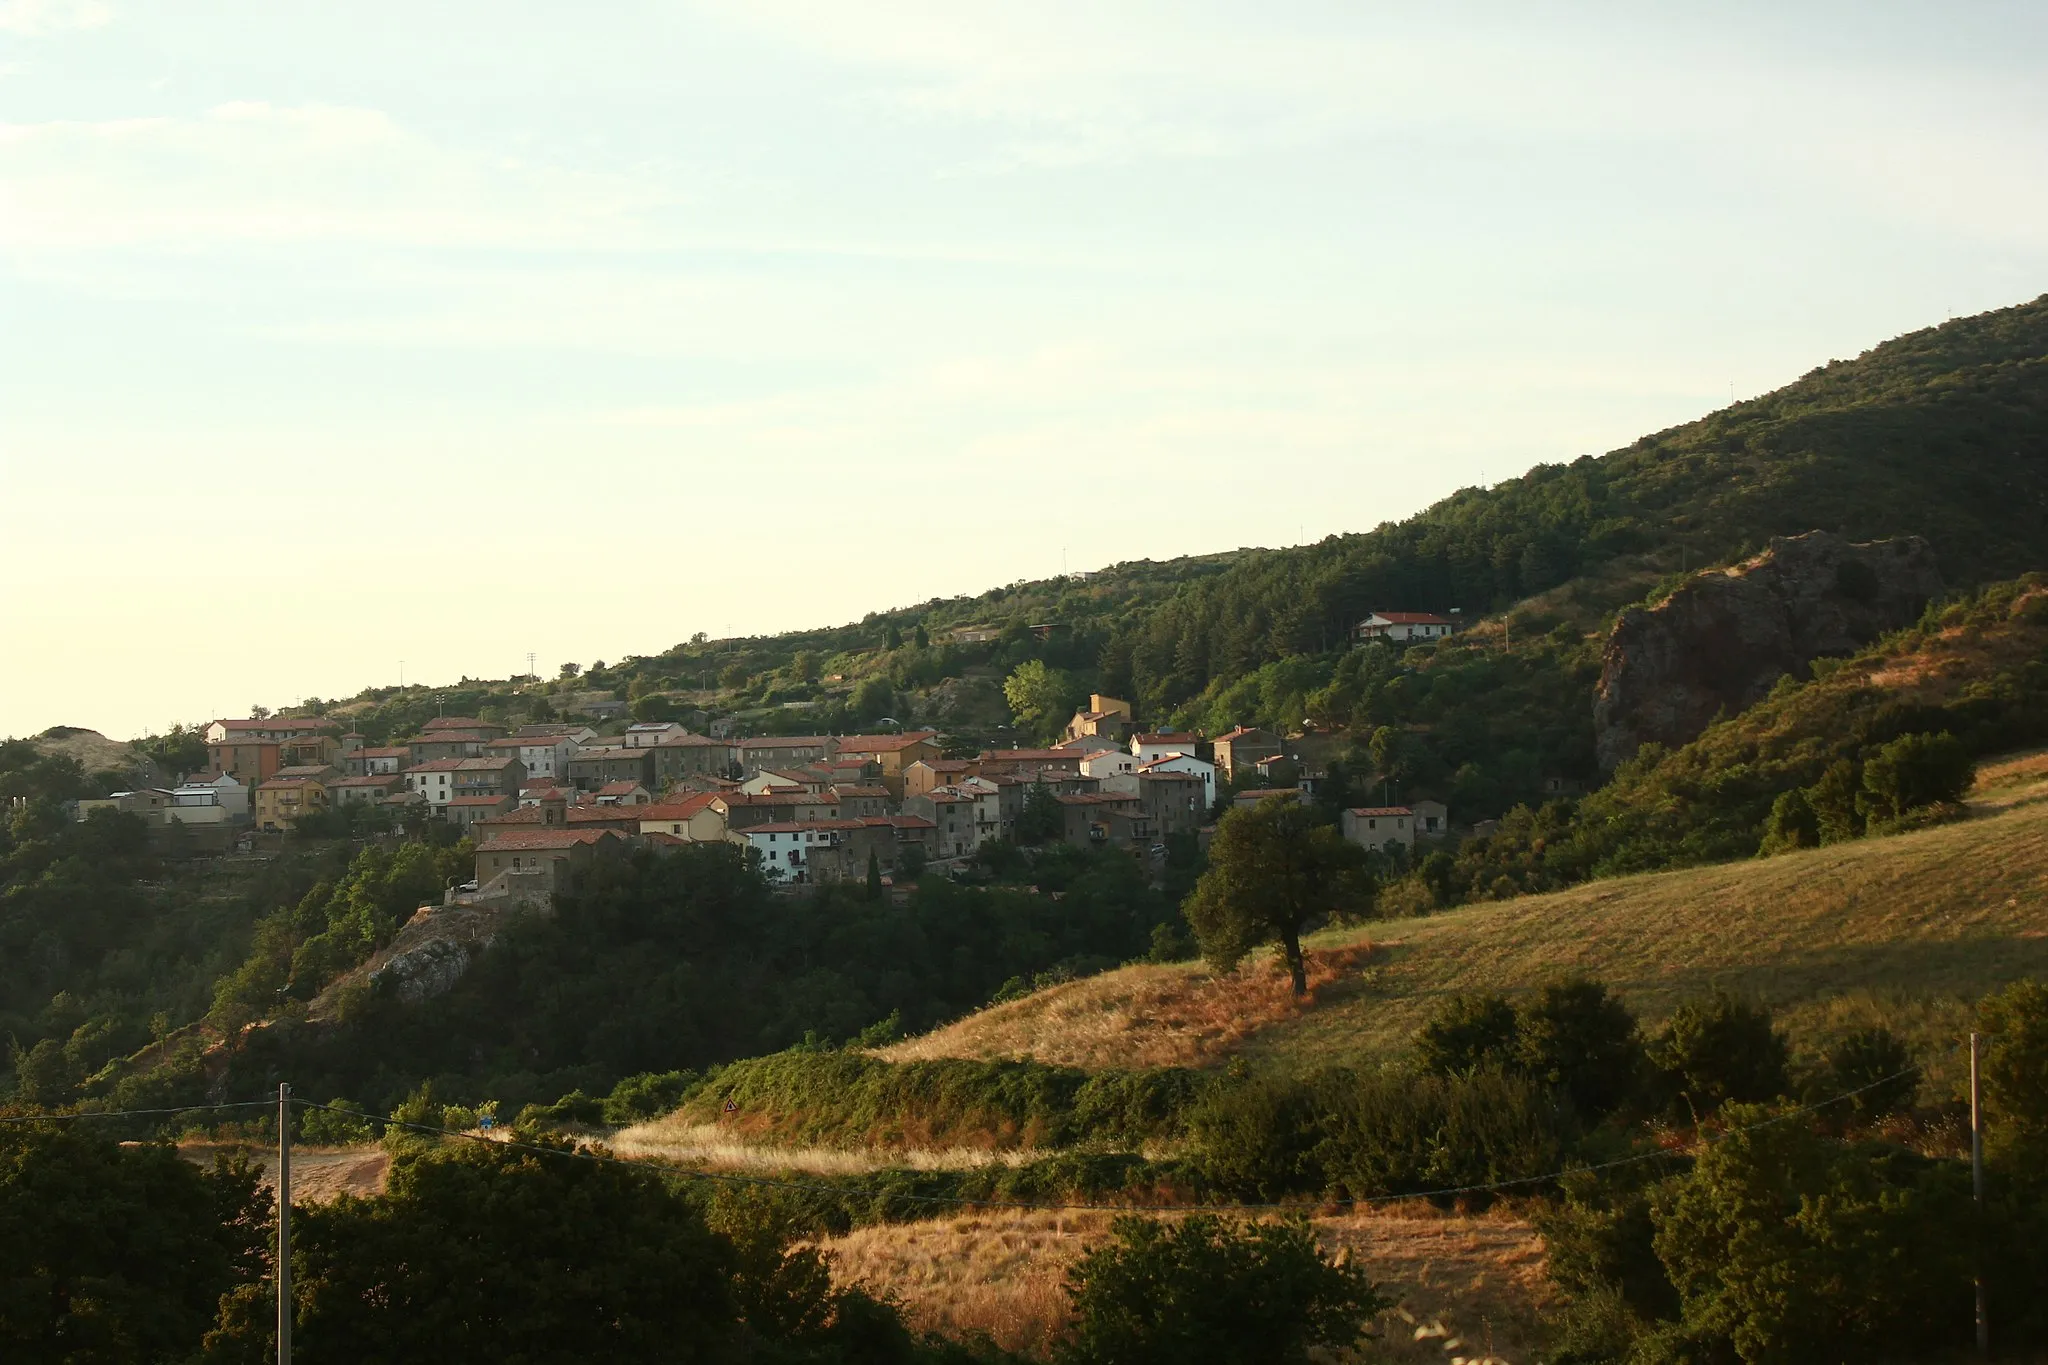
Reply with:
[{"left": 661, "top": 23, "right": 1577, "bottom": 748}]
[
  {"left": 289, "top": 1066, "right": 1922, "bottom": 1216},
  {"left": 0, "top": 1100, "right": 275, "bottom": 1125}
]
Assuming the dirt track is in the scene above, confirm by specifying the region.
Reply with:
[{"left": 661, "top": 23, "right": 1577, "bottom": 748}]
[{"left": 181, "top": 1144, "right": 389, "bottom": 1203}]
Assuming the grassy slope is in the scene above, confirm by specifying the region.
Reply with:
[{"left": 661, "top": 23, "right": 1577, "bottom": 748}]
[
  {"left": 885, "top": 757, "right": 2048, "bottom": 1093},
  {"left": 815, "top": 1206, "right": 1549, "bottom": 1363}
]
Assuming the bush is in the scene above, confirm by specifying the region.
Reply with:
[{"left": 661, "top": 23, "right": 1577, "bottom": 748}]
[
  {"left": 1649, "top": 1112, "right": 1974, "bottom": 1362},
  {"left": 515, "top": 1088, "right": 607, "bottom": 1131},
  {"left": 1310, "top": 1067, "right": 1576, "bottom": 1201},
  {"left": 1817, "top": 1027, "right": 1918, "bottom": 1122},
  {"left": 1648, "top": 994, "right": 1789, "bottom": 1120},
  {"left": 1058, "top": 1214, "right": 1388, "bottom": 1365},
  {"left": 1977, "top": 978, "right": 2048, "bottom": 1157},
  {"left": 1414, "top": 993, "right": 1519, "bottom": 1076},
  {"left": 300, "top": 1097, "right": 378, "bottom": 1145},
  {"left": 602, "top": 1070, "right": 699, "bottom": 1125},
  {"left": 1186, "top": 1072, "right": 1318, "bottom": 1199},
  {"left": 1515, "top": 978, "right": 1645, "bottom": 1120},
  {"left": 1859, "top": 730, "right": 1972, "bottom": 825}
]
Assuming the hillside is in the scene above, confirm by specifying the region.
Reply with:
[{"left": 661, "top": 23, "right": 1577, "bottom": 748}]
[
  {"left": 243, "top": 296, "right": 2048, "bottom": 822},
  {"left": 882, "top": 750, "right": 2048, "bottom": 1093}
]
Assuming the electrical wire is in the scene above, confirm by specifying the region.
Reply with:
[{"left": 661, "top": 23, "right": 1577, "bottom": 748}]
[
  {"left": 0, "top": 1099, "right": 277, "bottom": 1125},
  {"left": 288, "top": 1064, "right": 1923, "bottom": 1216}
]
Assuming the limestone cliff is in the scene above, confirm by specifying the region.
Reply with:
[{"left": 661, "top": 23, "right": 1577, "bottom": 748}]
[{"left": 1593, "top": 532, "right": 1943, "bottom": 770}]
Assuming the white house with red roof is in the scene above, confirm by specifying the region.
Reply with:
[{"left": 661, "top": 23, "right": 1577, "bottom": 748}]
[
  {"left": 1353, "top": 611, "right": 1456, "bottom": 644},
  {"left": 1341, "top": 805, "right": 1415, "bottom": 853}
]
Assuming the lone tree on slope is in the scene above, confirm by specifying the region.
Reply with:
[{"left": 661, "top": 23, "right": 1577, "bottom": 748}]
[{"left": 1183, "top": 798, "right": 1371, "bottom": 996}]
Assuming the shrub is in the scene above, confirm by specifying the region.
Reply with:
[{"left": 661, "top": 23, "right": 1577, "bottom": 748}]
[
  {"left": 1187, "top": 1072, "right": 1318, "bottom": 1199},
  {"left": 1977, "top": 978, "right": 2048, "bottom": 1156},
  {"left": 515, "top": 1088, "right": 607, "bottom": 1131},
  {"left": 1058, "top": 1214, "right": 1388, "bottom": 1365},
  {"left": 300, "top": 1098, "right": 378, "bottom": 1145},
  {"left": 602, "top": 1070, "right": 699, "bottom": 1125},
  {"left": 1859, "top": 731, "right": 1972, "bottom": 825},
  {"left": 1310, "top": 1068, "right": 1576, "bottom": 1200},
  {"left": 1649, "top": 1112, "right": 1974, "bottom": 1362},
  {"left": 1414, "top": 993, "right": 1519, "bottom": 1076},
  {"left": 1516, "top": 978, "right": 1645, "bottom": 1120},
  {"left": 1817, "top": 1027, "right": 1918, "bottom": 1122},
  {"left": 1648, "top": 994, "right": 1789, "bottom": 1120}
]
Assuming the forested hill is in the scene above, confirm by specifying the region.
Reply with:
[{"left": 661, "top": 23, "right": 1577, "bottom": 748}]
[
  {"left": 1101, "top": 294, "right": 2048, "bottom": 716},
  {"left": 228, "top": 294, "right": 2048, "bottom": 784}
]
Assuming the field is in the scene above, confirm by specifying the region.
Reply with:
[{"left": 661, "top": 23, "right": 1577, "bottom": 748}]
[
  {"left": 818, "top": 1205, "right": 1549, "bottom": 1362},
  {"left": 886, "top": 757, "right": 2048, "bottom": 1099}
]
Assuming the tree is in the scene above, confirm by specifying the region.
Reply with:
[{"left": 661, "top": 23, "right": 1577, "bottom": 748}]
[
  {"left": 1977, "top": 978, "right": 2048, "bottom": 1155},
  {"left": 1183, "top": 799, "right": 1371, "bottom": 996},
  {"left": 1003, "top": 660, "right": 1074, "bottom": 741},
  {"left": 201, "top": 1139, "right": 744, "bottom": 1363},
  {"left": 852, "top": 676, "right": 894, "bottom": 723},
  {"left": 1648, "top": 993, "right": 1789, "bottom": 1120},
  {"left": 1516, "top": 978, "right": 1646, "bottom": 1120},
  {"left": 558, "top": 662, "right": 581, "bottom": 679},
  {"left": 0, "top": 1127, "right": 268, "bottom": 1362},
  {"left": 1058, "top": 1214, "right": 1387, "bottom": 1365},
  {"left": 1819, "top": 1027, "right": 1918, "bottom": 1122},
  {"left": 1015, "top": 782, "right": 1064, "bottom": 845},
  {"left": 1415, "top": 993, "right": 1519, "bottom": 1075},
  {"left": 1860, "top": 730, "right": 1971, "bottom": 824},
  {"left": 1647, "top": 1107, "right": 1974, "bottom": 1363}
]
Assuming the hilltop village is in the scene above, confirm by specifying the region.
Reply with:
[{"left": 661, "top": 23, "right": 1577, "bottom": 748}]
[{"left": 76, "top": 610, "right": 1465, "bottom": 907}]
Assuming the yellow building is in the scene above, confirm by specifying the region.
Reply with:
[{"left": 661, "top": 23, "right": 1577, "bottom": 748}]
[{"left": 254, "top": 774, "right": 329, "bottom": 831}]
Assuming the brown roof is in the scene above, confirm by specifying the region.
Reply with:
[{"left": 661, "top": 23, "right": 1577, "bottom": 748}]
[
  {"left": 477, "top": 828, "right": 622, "bottom": 852},
  {"left": 594, "top": 780, "right": 646, "bottom": 796},
  {"left": 255, "top": 776, "right": 319, "bottom": 791},
  {"left": 836, "top": 731, "right": 939, "bottom": 754},
  {"left": 407, "top": 758, "right": 469, "bottom": 773},
  {"left": 977, "top": 749, "right": 1077, "bottom": 763},
  {"left": 831, "top": 785, "right": 892, "bottom": 799},
  {"left": 863, "top": 814, "right": 935, "bottom": 830},
  {"left": 739, "top": 735, "right": 833, "bottom": 749},
  {"left": 449, "top": 795, "right": 514, "bottom": 807},
  {"left": 652, "top": 734, "right": 732, "bottom": 749},
  {"left": 738, "top": 819, "right": 869, "bottom": 834},
  {"left": 569, "top": 746, "right": 645, "bottom": 761},
  {"left": 1366, "top": 611, "right": 1451, "bottom": 625},
  {"left": 274, "top": 764, "right": 336, "bottom": 778},
  {"left": 215, "top": 718, "right": 336, "bottom": 734},
  {"left": 916, "top": 759, "right": 973, "bottom": 772},
  {"left": 1214, "top": 726, "right": 1275, "bottom": 743},
  {"left": 1134, "top": 732, "right": 1199, "bottom": 745},
  {"left": 1346, "top": 806, "right": 1413, "bottom": 817},
  {"left": 638, "top": 794, "right": 722, "bottom": 820},
  {"left": 361, "top": 746, "right": 411, "bottom": 759},
  {"left": 455, "top": 755, "right": 520, "bottom": 772},
  {"left": 331, "top": 774, "right": 402, "bottom": 789}
]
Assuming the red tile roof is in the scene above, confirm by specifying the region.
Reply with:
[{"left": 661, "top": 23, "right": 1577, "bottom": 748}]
[
  {"left": 1134, "top": 732, "right": 1199, "bottom": 746},
  {"left": 477, "top": 829, "right": 622, "bottom": 852},
  {"left": 835, "top": 731, "right": 939, "bottom": 753},
  {"left": 1366, "top": 611, "right": 1451, "bottom": 625},
  {"left": 407, "top": 758, "right": 468, "bottom": 773},
  {"left": 638, "top": 794, "right": 722, "bottom": 820},
  {"left": 1346, "top": 806, "right": 1414, "bottom": 817},
  {"left": 361, "top": 746, "right": 411, "bottom": 758}
]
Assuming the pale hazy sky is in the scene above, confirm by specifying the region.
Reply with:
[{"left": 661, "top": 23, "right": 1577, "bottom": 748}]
[{"left": 4, "top": 2, "right": 2046, "bottom": 740}]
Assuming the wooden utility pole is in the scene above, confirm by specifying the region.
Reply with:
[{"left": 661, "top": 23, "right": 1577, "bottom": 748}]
[
  {"left": 278, "top": 1082, "right": 292, "bottom": 1365},
  {"left": 1971, "top": 1034, "right": 1988, "bottom": 1357}
]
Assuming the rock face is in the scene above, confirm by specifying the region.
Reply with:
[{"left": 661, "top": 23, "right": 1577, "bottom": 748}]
[{"left": 1594, "top": 532, "right": 1943, "bottom": 770}]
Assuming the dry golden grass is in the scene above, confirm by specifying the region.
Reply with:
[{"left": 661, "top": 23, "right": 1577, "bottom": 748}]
[
  {"left": 886, "top": 783, "right": 2048, "bottom": 1090},
  {"left": 818, "top": 1205, "right": 1549, "bottom": 1362},
  {"left": 1969, "top": 746, "right": 2048, "bottom": 810},
  {"left": 609, "top": 1120, "right": 1035, "bottom": 1174},
  {"left": 878, "top": 942, "right": 1376, "bottom": 1071},
  {"left": 180, "top": 1144, "right": 390, "bottom": 1203}
]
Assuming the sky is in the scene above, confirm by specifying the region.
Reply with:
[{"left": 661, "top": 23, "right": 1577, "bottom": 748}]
[{"left": 4, "top": 1, "right": 2046, "bottom": 741}]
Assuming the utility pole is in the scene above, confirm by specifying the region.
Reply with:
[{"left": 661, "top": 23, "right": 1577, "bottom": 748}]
[
  {"left": 277, "top": 1082, "right": 292, "bottom": 1365},
  {"left": 1971, "top": 1033, "right": 1988, "bottom": 1357}
]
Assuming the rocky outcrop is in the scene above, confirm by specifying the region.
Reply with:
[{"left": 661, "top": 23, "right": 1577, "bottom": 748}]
[{"left": 1594, "top": 532, "right": 1942, "bottom": 770}]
